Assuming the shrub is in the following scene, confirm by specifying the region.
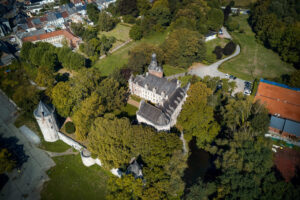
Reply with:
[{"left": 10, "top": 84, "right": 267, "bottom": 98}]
[
  {"left": 223, "top": 41, "right": 237, "bottom": 56},
  {"left": 123, "top": 15, "right": 136, "bottom": 24},
  {"left": 213, "top": 46, "right": 223, "bottom": 59},
  {"left": 65, "top": 121, "right": 75, "bottom": 134},
  {"left": 129, "top": 25, "right": 143, "bottom": 40}
]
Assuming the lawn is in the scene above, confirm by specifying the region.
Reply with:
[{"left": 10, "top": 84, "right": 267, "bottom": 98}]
[
  {"left": 205, "top": 38, "right": 230, "bottom": 64},
  {"left": 99, "top": 23, "right": 131, "bottom": 43},
  {"left": 163, "top": 64, "right": 186, "bottom": 76},
  {"left": 121, "top": 104, "right": 138, "bottom": 117},
  {"left": 219, "top": 15, "right": 295, "bottom": 81},
  {"left": 93, "top": 31, "right": 168, "bottom": 76},
  {"left": 41, "top": 154, "right": 110, "bottom": 200},
  {"left": 14, "top": 114, "right": 70, "bottom": 153}
]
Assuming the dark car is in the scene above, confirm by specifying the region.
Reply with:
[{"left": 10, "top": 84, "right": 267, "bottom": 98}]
[{"left": 229, "top": 75, "right": 236, "bottom": 80}]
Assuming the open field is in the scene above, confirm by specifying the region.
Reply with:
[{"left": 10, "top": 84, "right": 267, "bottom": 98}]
[
  {"left": 94, "top": 31, "right": 168, "bottom": 76},
  {"left": 163, "top": 65, "right": 186, "bottom": 76},
  {"left": 41, "top": 154, "right": 110, "bottom": 200},
  {"left": 99, "top": 23, "right": 131, "bottom": 42},
  {"left": 219, "top": 15, "right": 295, "bottom": 81}
]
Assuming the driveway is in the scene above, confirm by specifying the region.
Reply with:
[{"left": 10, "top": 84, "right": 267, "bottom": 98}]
[
  {"left": 188, "top": 45, "right": 245, "bottom": 94},
  {"left": 0, "top": 91, "right": 55, "bottom": 200}
]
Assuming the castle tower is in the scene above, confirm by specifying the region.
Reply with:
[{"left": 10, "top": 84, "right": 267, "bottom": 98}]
[
  {"left": 33, "top": 101, "right": 59, "bottom": 142},
  {"left": 148, "top": 53, "right": 163, "bottom": 78}
]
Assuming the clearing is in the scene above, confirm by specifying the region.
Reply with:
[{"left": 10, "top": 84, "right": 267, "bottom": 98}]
[
  {"left": 41, "top": 154, "right": 110, "bottom": 200},
  {"left": 93, "top": 31, "right": 168, "bottom": 76},
  {"left": 219, "top": 15, "right": 295, "bottom": 81},
  {"left": 163, "top": 64, "right": 186, "bottom": 76}
]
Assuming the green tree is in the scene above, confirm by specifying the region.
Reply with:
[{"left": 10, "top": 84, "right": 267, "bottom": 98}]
[
  {"left": 0, "top": 148, "right": 16, "bottom": 174},
  {"left": 41, "top": 51, "right": 58, "bottom": 70},
  {"left": 185, "top": 178, "right": 216, "bottom": 200},
  {"left": 117, "top": 0, "right": 139, "bottom": 16},
  {"left": 98, "top": 11, "right": 116, "bottom": 31},
  {"left": 137, "top": 0, "right": 151, "bottom": 15},
  {"left": 87, "top": 3, "right": 100, "bottom": 24},
  {"left": 207, "top": 8, "right": 224, "bottom": 31},
  {"left": 129, "top": 24, "right": 143, "bottom": 40},
  {"left": 51, "top": 81, "right": 74, "bottom": 117},
  {"left": 35, "top": 66, "right": 55, "bottom": 87},
  {"left": 289, "top": 70, "right": 300, "bottom": 88},
  {"left": 20, "top": 42, "right": 35, "bottom": 61},
  {"left": 162, "top": 28, "right": 206, "bottom": 68}
]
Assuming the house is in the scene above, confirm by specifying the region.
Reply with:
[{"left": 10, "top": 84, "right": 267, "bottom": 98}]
[
  {"left": 46, "top": 12, "right": 64, "bottom": 27},
  {"left": 39, "top": 0, "right": 55, "bottom": 5},
  {"left": 255, "top": 79, "right": 300, "bottom": 141},
  {"left": 70, "top": 0, "right": 84, "bottom": 7},
  {"left": 21, "top": 29, "right": 81, "bottom": 48},
  {"left": 129, "top": 53, "right": 190, "bottom": 131},
  {"left": 205, "top": 31, "right": 217, "bottom": 42},
  {"left": 0, "top": 18, "right": 11, "bottom": 37}
]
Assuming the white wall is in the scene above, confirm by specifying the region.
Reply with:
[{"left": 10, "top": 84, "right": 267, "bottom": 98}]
[{"left": 57, "top": 132, "right": 84, "bottom": 151}]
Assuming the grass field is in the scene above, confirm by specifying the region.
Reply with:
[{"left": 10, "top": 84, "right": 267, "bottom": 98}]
[
  {"left": 219, "top": 15, "right": 295, "bottom": 81},
  {"left": 41, "top": 154, "right": 110, "bottom": 200},
  {"left": 94, "top": 31, "right": 168, "bottom": 76},
  {"left": 99, "top": 23, "right": 131, "bottom": 42},
  {"left": 205, "top": 38, "right": 230, "bottom": 63},
  {"left": 163, "top": 65, "right": 186, "bottom": 76}
]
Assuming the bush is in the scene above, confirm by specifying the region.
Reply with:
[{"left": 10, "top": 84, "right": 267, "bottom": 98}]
[
  {"left": 213, "top": 46, "right": 223, "bottom": 59},
  {"left": 129, "top": 25, "right": 143, "bottom": 40},
  {"left": 65, "top": 121, "right": 75, "bottom": 134},
  {"left": 123, "top": 15, "right": 136, "bottom": 24},
  {"left": 223, "top": 41, "right": 237, "bottom": 56}
]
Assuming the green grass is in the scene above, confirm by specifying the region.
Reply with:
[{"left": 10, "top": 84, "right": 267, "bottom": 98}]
[
  {"left": 93, "top": 31, "right": 168, "bottom": 76},
  {"left": 163, "top": 65, "right": 186, "bottom": 76},
  {"left": 41, "top": 154, "right": 110, "bottom": 200},
  {"left": 130, "top": 94, "right": 142, "bottom": 102},
  {"left": 14, "top": 114, "right": 70, "bottom": 153},
  {"left": 219, "top": 15, "right": 295, "bottom": 81},
  {"left": 205, "top": 38, "right": 230, "bottom": 64},
  {"left": 99, "top": 23, "right": 131, "bottom": 42},
  {"left": 121, "top": 104, "right": 138, "bottom": 117}
]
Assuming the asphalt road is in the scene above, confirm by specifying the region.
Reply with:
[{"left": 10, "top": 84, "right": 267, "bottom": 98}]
[
  {"left": 189, "top": 45, "right": 245, "bottom": 94},
  {"left": 0, "top": 91, "right": 55, "bottom": 200}
]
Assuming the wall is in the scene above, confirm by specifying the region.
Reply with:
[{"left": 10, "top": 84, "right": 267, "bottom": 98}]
[{"left": 57, "top": 132, "right": 84, "bottom": 151}]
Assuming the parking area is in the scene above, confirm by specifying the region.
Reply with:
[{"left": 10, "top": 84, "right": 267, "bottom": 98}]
[{"left": 0, "top": 91, "right": 55, "bottom": 200}]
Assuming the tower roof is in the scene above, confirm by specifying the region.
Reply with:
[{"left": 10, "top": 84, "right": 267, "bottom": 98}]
[
  {"left": 34, "top": 101, "right": 54, "bottom": 118},
  {"left": 148, "top": 53, "right": 163, "bottom": 72}
]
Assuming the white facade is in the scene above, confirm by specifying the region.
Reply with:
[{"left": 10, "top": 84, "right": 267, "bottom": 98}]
[
  {"left": 39, "top": 0, "right": 55, "bottom": 5},
  {"left": 205, "top": 34, "right": 217, "bottom": 42}
]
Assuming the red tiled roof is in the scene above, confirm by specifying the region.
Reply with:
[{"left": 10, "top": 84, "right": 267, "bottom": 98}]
[
  {"left": 255, "top": 82, "right": 300, "bottom": 122},
  {"left": 40, "top": 16, "right": 47, "bottom": 22},
  {"left": 22, "top": 29, "right": 81, "bottom": 48},
  {"left": 61, "top": 11, "right": 69, "bottom": 19}
]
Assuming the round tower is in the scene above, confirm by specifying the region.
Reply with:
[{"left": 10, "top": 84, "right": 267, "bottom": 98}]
[
  {"left": 33, "top": 101, "right": 59, "bottom": 142},
  {"left": 148, "top": 53, "right": 163, "bottom": 78}
]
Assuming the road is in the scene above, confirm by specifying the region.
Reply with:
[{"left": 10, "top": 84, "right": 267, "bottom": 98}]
[
  {"left": 189, "top": 45, "right": 245, "bottom": 94},
  {"left": 0, "top": 91, "right": 55, "bottom": 200}
]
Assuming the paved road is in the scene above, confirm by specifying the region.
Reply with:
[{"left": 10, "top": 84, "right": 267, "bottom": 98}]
[
  {"left": 221, "top": 26, "right": 232, "bottom": 39},
  {"left": 189, "top": 45, "right": 245, "bottom": 94},
  {"left": 0, "top": 92, "right": 55, "bottom": 200}
]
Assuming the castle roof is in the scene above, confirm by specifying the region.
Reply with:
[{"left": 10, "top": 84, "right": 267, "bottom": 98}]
[
  {"left": 33, "top": 101, "right": 54, "bottom": 118},
  {"left": 126, "top": 159, "right": 143, "bottom": 178},
  {"left": 148, "top": 53, "right": 162, "bottom": 72},
  {"left": 133, "top": 73, "right": 178, "bottom": 97}
]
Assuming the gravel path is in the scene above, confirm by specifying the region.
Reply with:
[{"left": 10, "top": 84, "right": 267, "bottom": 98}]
[{"left": 45, "top": 148, "right": 78, "bottom": 157}]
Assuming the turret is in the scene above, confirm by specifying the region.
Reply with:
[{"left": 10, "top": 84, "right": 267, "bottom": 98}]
[
  {"left": 148, "top": 53, "right": 163, "bottom": 78},
  {"left": 33, "top": 101, "right": 59, "bottom": 142}
]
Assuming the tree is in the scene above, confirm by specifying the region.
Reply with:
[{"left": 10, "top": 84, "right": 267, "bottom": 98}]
[
  {"left": 20, "top": 42, "right": 35, "bottom": 61},
  {"left": 289, "top": 70, "right": 300, "bottom": 88},
  {"left": 137, "top": 0, "right": 151, "bottom": 15},
  {"left": 213, "top": 46, "right": 223, "bottom": 59},
  {"left": 87, "top": 3, "right": 100, "bottom": 24},
  {"left": 98, "top": 11, "right": 116, "bottom": 31},
  {"left": 148, "top": 5, "right": 171, "bottom": 31},
  {"left": 177, "top": 82, "right": 220, "bottom": 148},
  {"left": 129, "top": 24, "right": 143, "bottom": 40},
  {"left": 185, "top": 178, "right": 216, "bottom": 200},
  {"left": 51, "top": 81, "right": 74, "bottom": 117},
  {"left": 41, "top": 51, "right": 58, "bottom": 70},
  {"left": 223, "top": 41, "right": 236, "bottom": 56},
  {"left": 207, "top": 8, "right": 224, "bottom": 31},
  {"left": 35, "top": 66, "right": 55, "bottom": 87},
  {"left": 127, "top": 43, "right": 164, "bottom": 73},
  {"left": 0, "top": 148, "right": 16, "bottom": 174},
  {"left": 117, "top": 0, "right": 139, "bottom": 16},
  {"left": 225, "top": 17, "right": 239, "bottom": 31},
  {"left": 72, "top": 92, "right": 105, "bottom": 140},
  {"left": 162, "top": 28, "right": 206, "bottom": 68}
]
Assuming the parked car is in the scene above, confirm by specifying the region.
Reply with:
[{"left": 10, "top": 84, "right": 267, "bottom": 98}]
[
  {"left": 229, "top": 75, "right": 236, "bottom": 80},
  {"left": 225, "top": 73, "right": 229, "bottom": 78}
]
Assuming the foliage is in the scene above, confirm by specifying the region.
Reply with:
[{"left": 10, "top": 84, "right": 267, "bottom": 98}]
[
  {"left": 65, "top": 121, "right": 75, "bottom": 134},
  {"left": 87, "top": 3, "right": 100, "bottom": 24},
  {"left": 289, "top": 70, "right": 300, "bottom": 88},
  {"left": 223, "top": 41, "right": 236, "bottom": 56},
  {"left": 185, "top": 178, "right": 216, "bottom": 200},
  {"left": 162, "top": 28, "right": 206, "bottom": 68},
  {"left": 129, "top": 24, "right": 143, "bottom": 40},
  {"left": 250, "top": 0, "right": 300, "bottom": 67},
  {"left": 117, "top": 0, "right": 139, "bottom": 16},
  {"left": 35, "top": 66, "right": 55, "bottom": 87},
  {"left": 225, "top": 16, "right": 240, "bottom": 31},
  {"left": 123, "top": 15, "right": 136, "bottom": 24},
  {"left": 127, "top": 43, "right": 164, "bottom": 73},
  {"left": 207, "top": 8, "right": 224, "bottom": 31},
  {"left": 213, "top": 46, "right": 223, "bottom": 59},
  {"left": 98, "top": 11, "right": 117, "bottom": 31},
  {"left": 70, "top": 23, "right": 98, "bottom": 42},
  {"left": 177, "top": 82, "right": 220, "bottom": 148},
  {"left": 0, "top": 148, "right": 16, "bottom": 174}
]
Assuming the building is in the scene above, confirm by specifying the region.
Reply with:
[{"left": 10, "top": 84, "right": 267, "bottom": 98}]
[
  {"left": 205, "top": 31, "right": 217, "bottom": 42},
  {"left": 129, "top": 53, "right": 189, "bottom": 131},
  {"left": 126, "top": 158, "right": 143, "bottom": 179},
  {"left": 21, "top": 29, "right": 81, "bottom": 48},
  {"left": 0, "top": 18, "right": 11, "bottom": 37},
  {"left": 39, "top": 0, "right": 55, "bottom": 5},
  {"left": 33, "top": 101, "right": 59, "bottom": 142},
  {"left": 255, "top": 79, "right": 300, "bottom": 141}
]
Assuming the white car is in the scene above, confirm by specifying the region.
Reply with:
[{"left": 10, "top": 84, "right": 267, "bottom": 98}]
[{"left": 225, "top": 74, "right": 229, "bottom": 78}]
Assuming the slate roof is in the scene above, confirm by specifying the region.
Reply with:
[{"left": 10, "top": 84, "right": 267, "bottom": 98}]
[
  {"left": 133, "top": 73, "right": 178, "bottom": 97},
  {"left": 283, "top": 120, "right": 300, "bottom": 137},
  {"left": 270, "top": 116, "right": 285, "bottom": 130},
  {"left": 137, "top": 84, "right": 189, "bottom": 126},
  {"left": 33, "top": 101, "right": 54, "bottom": 118},
  {"left": 126, "top": 160, "right": 143, "bottom": 178},
  {"left": 148, "top": 53, "right": 162, "bottom": 72}
]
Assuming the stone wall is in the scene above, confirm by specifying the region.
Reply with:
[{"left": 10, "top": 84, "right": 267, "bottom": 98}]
[{"left": 57, "top": 132, "right": 84, "bottom": 151}]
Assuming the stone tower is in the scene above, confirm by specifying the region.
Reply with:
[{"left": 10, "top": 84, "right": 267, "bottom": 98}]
[
  {"left": 33, "top": 101, "right": 59, "bottom": 142},
  {"left": 148, "top": 53, "right": 163, "bottom": 78}
]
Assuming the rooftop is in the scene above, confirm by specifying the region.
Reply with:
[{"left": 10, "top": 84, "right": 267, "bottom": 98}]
[{"left": 255, "top": 79, "right": 300, "bottom": 122}]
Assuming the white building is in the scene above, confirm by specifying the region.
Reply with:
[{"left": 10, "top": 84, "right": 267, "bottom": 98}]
[
  {"left": 33, "top": 101, "right": 59, "bottom": 142},
  {"left": 205, "top": 31, "right": 217, "bottom": 42},
  {"left": 39, "top": 0, "right": 55, "bottom": 5},
  {"left": 129, "top": 53, "right": 190, "bottom": 131}
]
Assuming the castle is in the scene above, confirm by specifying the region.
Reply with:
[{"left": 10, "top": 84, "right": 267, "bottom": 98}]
[{"left": 129, "top": 53, "right": 190, "bottom": 131}]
